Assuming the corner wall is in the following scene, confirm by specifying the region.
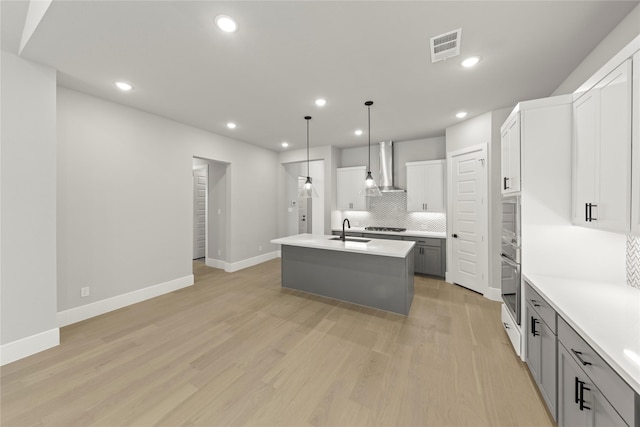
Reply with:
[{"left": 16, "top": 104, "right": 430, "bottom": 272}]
[
  {"left": 57, "top": 87, "right": 279, "bottom": 315},
  {"left": 1, "top": 51, "right": 59, "bottom": 363}
]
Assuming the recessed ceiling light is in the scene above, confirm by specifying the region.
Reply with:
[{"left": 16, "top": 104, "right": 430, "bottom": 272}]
[
  {"left": 281, "top": 142, "right": 289, "bottom": 148},
  {"left": 215, "top": 15, "right": 238, "bottom": 33},
  {"left": 226, "top": 122, "right": 237, "bottom": 129},
  {"left": 115, "top": 81, "right": 132, "bottom": 91},
  {"left": 354, "top": 129, "right": 363, "bottom": 136},
  {"left": 456, "top": 111, "right": 468, "bottom": 119},
  {"left": 315, "top": 98, "right": 327, "bottom": 107},
  {"left": 461, "top": 56, "right": 480, "bottom": 68}
]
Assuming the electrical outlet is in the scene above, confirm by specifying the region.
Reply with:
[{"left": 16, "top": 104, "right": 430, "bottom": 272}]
[
  {"left": 258, "top": 245, "right": 263, "bottom": 252},
  {"left": 218, "top": 249, "right": 221, "bottom": 256},
  {"left": 218, "top": 209, "right": 221, "bottom": 215},
  {"left": 80, "top": 287, "right": 90, "bottom": 297},
  {"left": 421, "top": 224, "right": 428, "bottom": 230}
]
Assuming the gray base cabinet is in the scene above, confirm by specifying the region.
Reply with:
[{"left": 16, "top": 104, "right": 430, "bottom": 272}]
[
  {"left": 403, "top": 236, "right": 445, "bottom": 277},
  {"left": 330, "top": 231, "right": 446, "bottom": 278},
  {"left": 525, "top": 283, "right": 557, "bottom": 421},
  {"left": 558, "top": 343, "right": 627, "bottom": 426}
]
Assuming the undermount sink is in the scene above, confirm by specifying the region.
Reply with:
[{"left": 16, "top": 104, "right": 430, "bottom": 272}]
[{"left": 330, "top": 237, "right": 371, "bottom": 243}]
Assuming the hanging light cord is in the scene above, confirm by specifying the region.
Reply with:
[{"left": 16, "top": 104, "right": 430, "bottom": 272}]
[
  {"left": 305, "top": 116, "right": 311, "bottom": 177},
  {"left": 367, "top": 104, "right": 371, "bottom": 171}
]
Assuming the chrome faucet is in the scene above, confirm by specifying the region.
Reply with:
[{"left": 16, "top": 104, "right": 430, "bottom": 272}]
[{"left": 340, "top": 218, "right": 351, "bottom": 241}]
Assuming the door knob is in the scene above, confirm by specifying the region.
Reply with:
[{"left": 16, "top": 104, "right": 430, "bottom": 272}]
[{"left": 452, "top": 233, "right": 458, "bottom": 238}]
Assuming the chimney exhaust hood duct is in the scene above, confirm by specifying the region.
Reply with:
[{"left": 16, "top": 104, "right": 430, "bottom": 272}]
[{"left": 378, "top": 141, "right": 405, "bottom": 192}]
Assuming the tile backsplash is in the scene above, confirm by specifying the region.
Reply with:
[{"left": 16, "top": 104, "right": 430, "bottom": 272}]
[
  {"left": 628, "top": 234, "right": 640, "bottom": 289},
  {"left": 334, "top": 192, "right": 446, "bottom": 233}
]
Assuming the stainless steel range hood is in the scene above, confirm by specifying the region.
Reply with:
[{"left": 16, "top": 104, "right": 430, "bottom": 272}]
[{"left": 378, "top": 141, "right": 405, "bottom": 192}]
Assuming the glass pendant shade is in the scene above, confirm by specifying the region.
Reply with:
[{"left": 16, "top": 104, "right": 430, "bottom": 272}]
[
  {"left": 299, "top": 116, "right": 317, "bottom": 199},
  {"left": 361, "top": 100, "right": 382, "bottom": 197},
  {"left": 360, "top": 170, "right": 382, "bottom": 197},
  {"left": 298, "top": 176, "right": 318, "bottom": 198}
]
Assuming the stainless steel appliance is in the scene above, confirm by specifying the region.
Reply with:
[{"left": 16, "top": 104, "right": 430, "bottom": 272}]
[{"left": 501, "top": 196, "right": 521, "bottom": 324}]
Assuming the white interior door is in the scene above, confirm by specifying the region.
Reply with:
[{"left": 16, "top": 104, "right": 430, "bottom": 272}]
[
  {"left": 447, "top": 145, "right": 488, "bottom": 295},
  {"left": 193, "top": 165, "right": 207, "bottom": 259}
]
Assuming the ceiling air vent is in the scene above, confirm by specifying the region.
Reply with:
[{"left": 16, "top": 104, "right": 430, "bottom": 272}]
[{"left": 430, "top": 28, "right": 462, "bottom": 63}]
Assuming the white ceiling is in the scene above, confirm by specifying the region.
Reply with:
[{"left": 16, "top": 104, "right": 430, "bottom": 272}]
[{"left": 2, "top": 1, "right": 638, "bottom": 152}]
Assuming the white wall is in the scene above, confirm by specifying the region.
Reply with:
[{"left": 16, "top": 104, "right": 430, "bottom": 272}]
[
  {"left": 1, "top": 51, "right": 59, "bottom": 362},
  {"left": 553, "top": 3, "right": 640, "bottom": 95},
  {"left": 57, "top": 87, "right": 279, "bottom": 312}
]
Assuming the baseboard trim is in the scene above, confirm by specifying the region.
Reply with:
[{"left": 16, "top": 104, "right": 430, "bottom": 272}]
[
  {"left": 276, "top": 250, "right": 281, "bottom": 258},
  {"left": 57, "top": 274, "right": 194, "bottom": 327},
  {"left": 206, "top": 257, "right": 226, "bottom": 269},
  {"left": 225, "top": 251, "right": 279, "bottom": 273},
  {"left": 0, "top": 328, "right": 60, "bottom": 366}
]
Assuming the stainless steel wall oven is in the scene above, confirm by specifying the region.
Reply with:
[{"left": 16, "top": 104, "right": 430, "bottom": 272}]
[{"left": 501, "top": 196, "right": 521, "bottom": 324}]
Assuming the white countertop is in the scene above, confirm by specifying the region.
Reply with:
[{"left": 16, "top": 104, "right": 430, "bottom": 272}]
[
  {"left": 271, "top": 233, "right": 415, "bottom": 258},
  {"left": 331, "top": 227, "right": 446, "bottom": 239},
  {"left": 524, "top": 273, "right": 640, "bottom": 394}
]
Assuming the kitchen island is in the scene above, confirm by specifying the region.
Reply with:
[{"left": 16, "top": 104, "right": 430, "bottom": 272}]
[{"left": 271, "top": 234, "right": 415, "bottom": 315}]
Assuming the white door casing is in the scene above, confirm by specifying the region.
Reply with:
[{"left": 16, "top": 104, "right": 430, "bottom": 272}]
[
  {"left": 193, "top": 165, "right": 207, "bottom": 259},
  {"left": 446, "top": 144, "right": 488, "bottom": 295}
]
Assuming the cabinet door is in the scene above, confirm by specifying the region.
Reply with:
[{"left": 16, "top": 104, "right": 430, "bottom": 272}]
[
  {"left": 425, "top": 162, "right": 445, "bottom": 212},
  {"left": 572, "top": 59, "right": 631, "bottom": 232},
  {"left": 501, "top": 114, "right": 521, "bottom": 195},
  {"left": 539, "top": 319, "right": 557, "bottom": 421},
  {"left": 413, "top": 246, "right": 425, "bottom": 274},
  {"left": 572, "top": 90, "right": 598, "bottom": 226},
  {"left": 337, "top": 167, "right": 366, "bottom": 211},
  {"left": 558, "top": 344, "right": 587, "bottom": 426},
  {"left": 585, "top": 385, "right": 627, "bottom": 427},
  {"left": 633, "top": 52, "right": 640, "bottom": 235},
  {"left": 596, "top": 59, "right": 632, "bottom": 233},
  {"left": 422, "top": 245, "right": 442, "bottom": 276},
  {"left": 406, "top": 164, "right": 426, "bottom": 212},
  {"left": 525, "top": 303, "right": 542, "bottom": 382}
]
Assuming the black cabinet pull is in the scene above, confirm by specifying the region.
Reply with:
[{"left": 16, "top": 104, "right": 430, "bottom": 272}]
[
  {"left": 530, "top": 299, "right": 541, "bottom": 308},
  {"left": 574, "top": 377, "right": 580, "bottom": 404},
  {"left": 578, "top": 381, "right": 591, "bottom": 411},
  {"left": 503, "top": 177, "right": 509, "bottom": 190},
  {"left": 571, "top": 349, "right": 592, "bottom": 366},
  {"left": 585, "top": 203, "right": 589, "bottom": 222},
  {"left": 589, "top": 204, "right": 597, "bottom": 221},
  {"left": 530, "top": 317, "right": 539, "bottom": 336}
]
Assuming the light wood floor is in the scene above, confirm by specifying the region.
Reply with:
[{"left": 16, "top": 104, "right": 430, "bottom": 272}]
[{"left": 1, "top": 259, "right": 554, "bottom": 426}]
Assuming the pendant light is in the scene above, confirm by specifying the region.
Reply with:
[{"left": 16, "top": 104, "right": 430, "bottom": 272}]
[
  {"left": 360, "top": 101, "right": 383, "bottom": 197},
  {"left": 298, "top": 115, "right": 318, "bottom": 198}
]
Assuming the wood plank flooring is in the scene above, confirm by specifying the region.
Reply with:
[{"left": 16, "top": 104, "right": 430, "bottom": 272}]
[{"left": 1, "top": 259, "right": 554, "bottom": 426}]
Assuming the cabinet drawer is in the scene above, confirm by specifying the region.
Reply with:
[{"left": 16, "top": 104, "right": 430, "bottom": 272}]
[
  {"left": 525, "top": 282, "right": 557, "bottom": 333},
  {"left": 557, "top": 316, "right": 636, "bottom": 425},
  {"left": 402, "top": 236, "right": 441, "bottom": 247}
]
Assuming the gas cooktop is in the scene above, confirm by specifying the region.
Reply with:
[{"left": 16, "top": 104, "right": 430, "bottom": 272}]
[{"left": 365, "top": 226, "right": 407, "bottom": 232}]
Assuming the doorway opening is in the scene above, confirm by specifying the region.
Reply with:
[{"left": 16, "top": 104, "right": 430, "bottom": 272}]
[
  {"left": 283, "top": 160, "right": 324, "bottom": 235},
  {"left": 192, "top": 157, "right": 229, "bottom": 272}
]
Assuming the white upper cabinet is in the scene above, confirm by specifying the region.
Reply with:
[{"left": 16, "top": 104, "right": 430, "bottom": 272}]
[
  {"left": 572, "top": 59, "right": 632, "bottom": 233},
  {"left": 336, "top": 166, "right": 366, "bottom": 211},
  {"left": 406, "top": 160, "right": 445, "bottom": 212},
  {"left": 501, "top": 113, "right": 521, "bottom": 195},
  {"left": 632, "top": 52, "right": 640, "bottom": 235}
]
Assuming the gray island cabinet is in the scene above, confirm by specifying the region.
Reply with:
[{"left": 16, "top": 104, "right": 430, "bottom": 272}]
[{"left": 271, "top": 234, "right": 415, "bottom": 315}]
